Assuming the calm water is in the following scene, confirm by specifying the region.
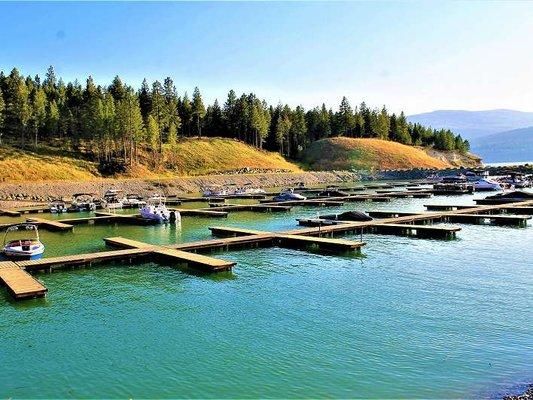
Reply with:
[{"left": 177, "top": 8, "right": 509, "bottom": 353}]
[{"left": 1, "top": 188, "right": 532, "bottom": 398}]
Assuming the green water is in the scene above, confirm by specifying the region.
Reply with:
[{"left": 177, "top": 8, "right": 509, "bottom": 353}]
[{"left": 1, "top": 191, "right": 532, "bottom": 398}]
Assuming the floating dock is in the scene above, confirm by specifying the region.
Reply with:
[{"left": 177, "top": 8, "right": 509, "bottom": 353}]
[{"left": 0, "top": 261, "right": 48, "bottom": 299}]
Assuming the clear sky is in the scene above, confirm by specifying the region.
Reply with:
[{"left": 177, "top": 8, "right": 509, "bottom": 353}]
[{"left": 1, "top": 1, "right": 532, "bottom": 114}]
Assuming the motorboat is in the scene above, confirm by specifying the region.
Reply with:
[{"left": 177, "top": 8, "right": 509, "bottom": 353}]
[
  {"left": 122, "top": 194, "right": 146, "bottom": 207},
  {"left": 473, "top": 178, "right": 502, "bottom": 191},
  {"left": 433, "top": 175, "right": 474, "bottom": 194},
  {"left": 465, "top": 170, "right": 489, "bottom": 182},
  {"left": 273, "top": 188, "right": 307, "bottom": 201},
  {"left": 501, "top": 172, "right": 532, "bottom": 188},
  {"left": 321, "top": 211, "right": 373, "bottom": 221},
  {"left": 70, "top": 193, "right": 97, "bottom": 212},
  {"left": 2, "top": 224, "right": 45, "bottom": 260},
  {"left": 49, "top": 200, "right": 68, "bottom": 213},
  {"left": 482, "top": 190, "right": 533, "bottom": 204},
  {"left": 202, "top": 185, "right": 229, "bottom": 197},
  {"left": 234, "top": 183, "right": 266, "bottom": 195},
  {"left": 318, "top": 186, "right": 349, "bottom": 197},
  {"left": 103, "top": 189, "right": 124, "bottom": 210},
  {"left": 140, "top": 195, "right": 180, "bottom": 223}
]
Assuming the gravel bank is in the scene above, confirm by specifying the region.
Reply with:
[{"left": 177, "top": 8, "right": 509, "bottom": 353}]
[{"left": 0, "top": 171, "right": 358, "bottom": 207}]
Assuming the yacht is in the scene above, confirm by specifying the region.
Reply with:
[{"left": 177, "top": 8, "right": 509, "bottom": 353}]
[
  {"left": 202, "top": 185, "right": 229, "bottom": 197},
  {"left": 49, "top": 200, "right": 68, "bottom": 213},
  {"left": 122, "top": 194, "right": 146, "bottom": 207},
  {"left": 103, "top": 189, "right": 124, "bottom": 210},
  {"left": 2, "top": 224, "right": 45, "bottom": 260},
  {"left": 234, "top": 183, "right": 266, "bottom": 195}
]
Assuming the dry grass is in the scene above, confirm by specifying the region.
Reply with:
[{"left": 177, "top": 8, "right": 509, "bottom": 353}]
[
  {"left": 302, "top": 137, "right": 451, "bottom": 171},
  {"left": 0, "top": 145, "right": 99, "bottom": 182},
  {"left": 0, "top": 138, "right": 301, "bottom": 182},
  {"left": 158, "top": 137, "right": 300, "bottom": 175}
]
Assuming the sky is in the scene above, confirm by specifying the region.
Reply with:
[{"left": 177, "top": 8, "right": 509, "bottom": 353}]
[{"left": 1, "top": 1, "right": 532, "bottom": 115}]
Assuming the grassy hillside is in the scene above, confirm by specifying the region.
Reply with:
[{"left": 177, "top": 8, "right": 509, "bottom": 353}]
[
  {"left": 0, "top": 146, "right": 100, "bottom": 182},
  {"left": 0, "top": 138, "right": 300, "bottom": 182},
  {"left": 301, "top": 137, "right": 452, "bottom": 170},
  {"left": 159, "top": 137, "right": 300, "bottom": 175}
]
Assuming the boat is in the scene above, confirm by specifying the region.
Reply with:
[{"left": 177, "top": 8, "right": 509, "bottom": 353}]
[
  {"left": 433, "top": 175, "right": 474, "bottom": 194},
  {"left": 103, "top": 189, "right": 124, "bottom": 210},
  {"left": 2, "top": 223, "right": 45, "bottom": 260},
  {"left": 49, "top": 200, "right": 68, "bottom": 213},
  {"left": 501, "top": 172, "right": 532, "bottom": 188},
  {"left": 318, "top": 186, "right": 349, "bottom": 197},
  {"left": 122, "top": 194, "right": 146, "bottom": 207},
  {"left": 321, "top": 211, "right": 373, "bottom": 221},
  {"left": 273, "top": 188, "right": 307, "bottom": 201},
  {"left": 234, "top": 183, "right": 266, "bottom": 195},
  {"left": 202, "top": 185, "right": 229, "bottom": 197},
  {"left": 477, "top": 190, "right": 533, "bottom": 204},
  {"left": 70, "top": 193, "right": 97, "bottom": 212},
  {"left": 140, "top": 195, "right": 180, "bottom": 223},
  {"left": 473, "top": 178, "right": 502, "bottom": 191}
]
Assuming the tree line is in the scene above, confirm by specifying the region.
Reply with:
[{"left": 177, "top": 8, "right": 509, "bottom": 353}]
[{"left": 0, "top": 67, "right": 470, "bottom": 171}]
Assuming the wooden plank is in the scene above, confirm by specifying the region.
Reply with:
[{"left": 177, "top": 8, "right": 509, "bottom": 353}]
[
  {"left": 154, "top": 248, "right": 235, "bottom": 271},
  {"left": 173, "top": 209, "right": 228, "bottom": 218},
  {"left": 276, "top": 234, "right": 364, "bottom": 252},
  {"left": 26, "top": 217, "right": 73, "bottom": 231},
  {"left": 0, "top": 263, "right": 48, "bottom": 299},
  {"left": 0, "top": 209, "right": 22, "bottom": 217}
]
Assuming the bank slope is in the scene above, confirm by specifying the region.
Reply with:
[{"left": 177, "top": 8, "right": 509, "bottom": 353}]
[
  {"left": 0, "top": 138, "right": 301, "bottom": 182},
  {"left": 301, "top": 137, "right": 454, "bottom": 170}
]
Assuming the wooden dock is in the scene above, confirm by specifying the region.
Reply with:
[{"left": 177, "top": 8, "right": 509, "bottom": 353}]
[
  {"left": 26, "top": 217, "right": 74, "bottom": 231},
  {"left": 0, "top": 261, "right": 47, "bottom": 299},
  {"left": 0, "top": 209, "right": 22, "bottom": 217}
]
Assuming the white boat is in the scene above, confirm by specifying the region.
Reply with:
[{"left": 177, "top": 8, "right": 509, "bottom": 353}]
[
  {"left": 473, "top": 178, "right": 502, "bottom": 191},
  {"left": 103, "top": 189, "right": 124, "bottom": 210},
  {"left": 122, "top": 194, "right": 146, "bottom": 207},
  {"left": 50, "top": 200, "right": 68, "bottom": 213},
  {"left": 202, "top": 185, "right": 229, "bottom": 197},
  {"left": 140, "top": 195, "right": 180, "bottom": 223},
  {"left": 234, "top": 183, "right": 266, "bottom": 195},
  {"left": 273, "top": 188, "right": 307, "bottom": 201},
  {"left": 2, "top": 224, "right": 45, "bottom": 260},
  {"left": 70, "top": 193, "right": 97, "bottom": 212}
]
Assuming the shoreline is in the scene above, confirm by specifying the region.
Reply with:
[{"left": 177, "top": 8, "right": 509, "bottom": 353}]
[{"left": 0, "top": 171, "right": 358, "bottom": 207}]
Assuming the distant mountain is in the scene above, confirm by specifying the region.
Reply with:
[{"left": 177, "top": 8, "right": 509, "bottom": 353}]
[
  {"left": 470, "top": 126, "right": 533, "bottom": 163},
  {"left": 407, "top": 109, "right": 533, "bottom": 140}
]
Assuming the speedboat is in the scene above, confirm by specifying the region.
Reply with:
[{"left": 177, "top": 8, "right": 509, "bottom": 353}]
[
  {"left": 202, "top": 185, "right": 229, "bottom": 197},
  {"left": 433, "top": 175, "right": 474, "bottom": 194},
  {"left": 473, "top": 178, "right": 502, "bottom": 191},
  {"left": 318, "top": 186, "right": 349, "bottom": 197},
  {"left": 103, "top": 189, "right": 124, "bottom": 210},
  {"left": 501, "top": 172, "right": 532, "bottom": 189},
  {"left": 123, "top": 194, "right": 146, "bottom": 207},
  {"left": 140, "top": 195, "right": 180, "bottom": 223},
  {"left": 2, "top": 224, "right": 45, "bottom": 260},
  {"left": 234, "top": 183, "right": 266, "bottom": 195},
  {"left": 50, "top": 200, "right": 68, "bottom": 213},
  {"left": 70, "top": 193, "right": 97, "bottom": 212},
  {"left": 273, "top": 188, "right": 307, "bottom": 201}
]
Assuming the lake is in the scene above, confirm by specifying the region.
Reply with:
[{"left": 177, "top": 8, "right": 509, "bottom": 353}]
[{"left": 1, "top": 189, "right": 532, "bottom": 398}]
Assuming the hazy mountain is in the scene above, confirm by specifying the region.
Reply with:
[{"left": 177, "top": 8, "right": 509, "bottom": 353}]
[
  {"left": 470, "top": 126, "right": 533, "bottom": 163},
  {"left": 407, "top": 109, "right": 533, "bottom": 140}
]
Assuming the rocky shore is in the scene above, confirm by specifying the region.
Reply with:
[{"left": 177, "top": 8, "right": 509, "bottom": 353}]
[
  {"left": 0, "top": 171, "right": 358, "bottom": 208},
  {"left": 504, "top": 384, "right": 533, "bottom": 400}
]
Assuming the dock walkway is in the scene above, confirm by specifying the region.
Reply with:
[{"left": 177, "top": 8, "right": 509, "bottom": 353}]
[{"left": 0, "top": 261, "right": 47, "bottom": 299}]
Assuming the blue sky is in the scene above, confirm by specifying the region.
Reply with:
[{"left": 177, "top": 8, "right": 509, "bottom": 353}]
[{"left": 1, "top": 1, "right": 532, "bottom": 114}]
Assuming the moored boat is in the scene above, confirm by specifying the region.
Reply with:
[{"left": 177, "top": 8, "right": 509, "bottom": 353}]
[
  {"left": 103, "top": 189, "right": 124, "bottom": 210},
  {"left": 473, "top": 178, "right": 502, "bottom": 191},
  {"left": 49, "top": 200, "right": 68, "bottom": 213},
  {"left": 2, "top": 224, "right": 45, "bottom": 260},
  {"left": 140, "top": 195, "right": 180, "bottom": 223},
  {"left": 273, "top": 188, "right": 307, "bottom": 201},
  {"left": 70, "top": 193, "right": 97, "bottom": 212}
]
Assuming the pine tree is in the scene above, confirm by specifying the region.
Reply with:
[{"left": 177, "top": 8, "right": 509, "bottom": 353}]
[
  {"left": 0, "top": 88, "right": 4, "bottom": 144},
  {"left": 30, "top": 87, "right": 47, "bottom": 146},
  {"left": 6, "top": 68, "right": 31, "bottom": 146},
  {"left": 115, "top": 89, "right": 144, "bottom": 166},
  {"left": 191, "top": 87, "right": 206, "bottom": 137},
  {"left": 336, "top": 96, "right": 355, "bottom": 137},
  {"left": 167, "top": 121, "right": 177, "bottom": 147},
  {"left": 179, "top": 92, "right": 192, "bottom": 137}
]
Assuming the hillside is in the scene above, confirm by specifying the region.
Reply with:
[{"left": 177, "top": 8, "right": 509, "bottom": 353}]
[
  {"left": 0, "top": 138, "right": 300, "bottom": 183},
  {"left": 470, "top": 126, "right": 533, "bottom": 163},
  {"left": 301, "top": 137, "right": 464, "bottom": 171},
  {"left": 407, "top": 109, "right": 533, "bottom": 140}
]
